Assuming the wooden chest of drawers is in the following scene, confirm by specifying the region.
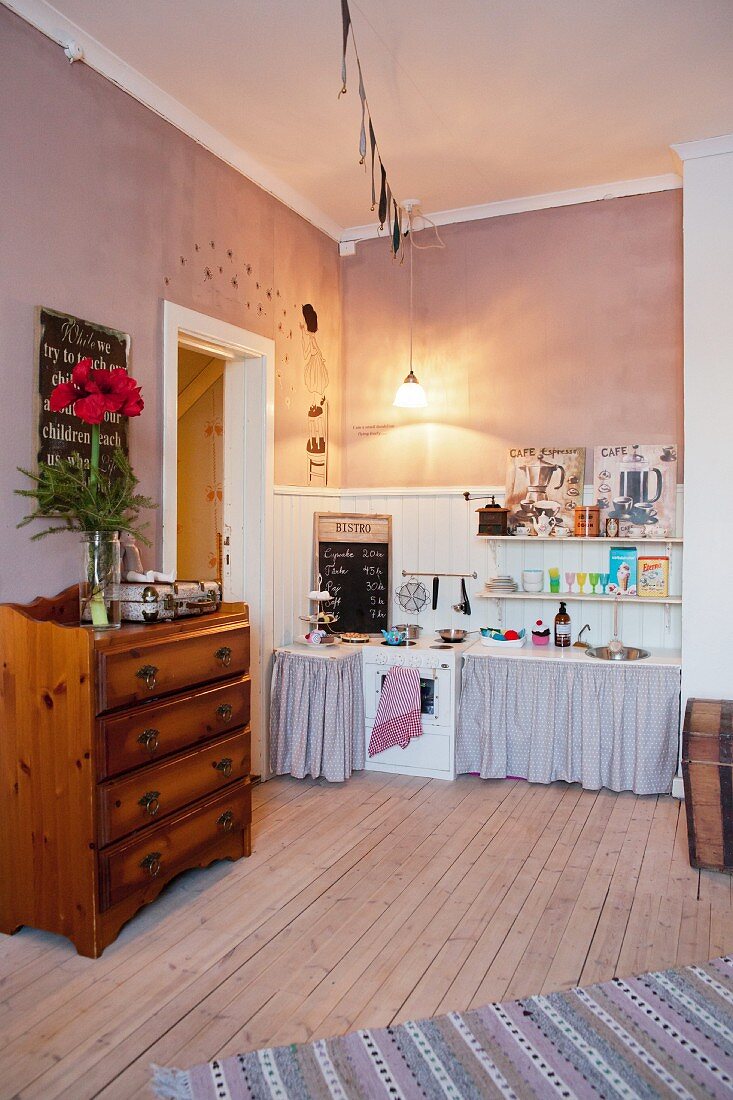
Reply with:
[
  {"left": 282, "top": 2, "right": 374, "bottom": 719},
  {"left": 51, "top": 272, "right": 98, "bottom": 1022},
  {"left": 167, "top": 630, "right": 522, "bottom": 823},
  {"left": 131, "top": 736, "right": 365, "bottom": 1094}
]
[{"left": 0, "top": 587, "right": 251, "bottom": 957}]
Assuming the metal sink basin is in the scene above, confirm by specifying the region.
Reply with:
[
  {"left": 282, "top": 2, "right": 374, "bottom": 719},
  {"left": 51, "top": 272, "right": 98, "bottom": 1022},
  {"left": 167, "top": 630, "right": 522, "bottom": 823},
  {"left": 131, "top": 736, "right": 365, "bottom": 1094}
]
[{"left": 585, "top": 646, "right": 650, "bottom": 662}]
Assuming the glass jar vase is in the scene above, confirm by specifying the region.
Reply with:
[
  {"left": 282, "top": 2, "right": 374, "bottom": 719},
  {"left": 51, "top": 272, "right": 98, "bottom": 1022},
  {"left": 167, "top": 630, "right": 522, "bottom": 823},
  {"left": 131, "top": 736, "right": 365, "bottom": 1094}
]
[{"left": 79, "top": 531, "right": 121, "bottom": 629}]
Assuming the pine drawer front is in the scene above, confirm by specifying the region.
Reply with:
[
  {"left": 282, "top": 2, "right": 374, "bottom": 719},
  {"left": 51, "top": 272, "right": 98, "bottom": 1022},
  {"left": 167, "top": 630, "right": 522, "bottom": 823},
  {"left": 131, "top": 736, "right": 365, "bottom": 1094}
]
[
  {"left": 100, "top": 782, "right": 251, "bottom": 910},
  {"left": 99, "top": 728, "right": 251, "bottom": 845},
  {"left": 682, "top": 697, "right": 733, "bottom": 872},
  {"left": 97, "top": 626, "right": 250, "bottom": 712},
  {"left": 99, "top": 676, "right": 251, "bottom": 778}
]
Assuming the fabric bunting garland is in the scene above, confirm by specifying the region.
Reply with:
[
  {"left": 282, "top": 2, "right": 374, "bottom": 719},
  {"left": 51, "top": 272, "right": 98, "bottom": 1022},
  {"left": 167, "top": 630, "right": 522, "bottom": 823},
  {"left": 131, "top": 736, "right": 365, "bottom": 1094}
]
[{"left": 339, "top": 0, "right": 404, "bottom": 258}]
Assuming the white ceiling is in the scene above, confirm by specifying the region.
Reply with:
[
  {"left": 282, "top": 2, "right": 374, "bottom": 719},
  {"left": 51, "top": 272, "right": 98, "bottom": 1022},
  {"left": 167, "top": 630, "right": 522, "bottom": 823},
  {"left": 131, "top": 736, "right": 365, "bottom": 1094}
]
[{"left": 14, "top": 0, "right": 733, "bottom": 234}]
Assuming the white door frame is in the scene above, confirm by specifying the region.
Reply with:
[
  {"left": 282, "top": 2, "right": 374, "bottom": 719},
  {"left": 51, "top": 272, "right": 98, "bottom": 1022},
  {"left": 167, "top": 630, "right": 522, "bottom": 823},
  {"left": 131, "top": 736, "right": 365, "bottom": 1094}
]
[{"left": 162, "top": 302, "right": 274, "bottom": 778}]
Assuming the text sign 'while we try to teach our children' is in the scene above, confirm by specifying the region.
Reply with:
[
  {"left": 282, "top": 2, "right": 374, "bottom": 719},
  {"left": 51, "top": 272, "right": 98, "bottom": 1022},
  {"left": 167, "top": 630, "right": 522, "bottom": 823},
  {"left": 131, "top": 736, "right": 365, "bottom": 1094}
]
[
  {"left": 314, "top": 513, "right": 392, "bottom": 634},
  {"left": 37, "top": 307, "right": 131, "bottom": 472}
]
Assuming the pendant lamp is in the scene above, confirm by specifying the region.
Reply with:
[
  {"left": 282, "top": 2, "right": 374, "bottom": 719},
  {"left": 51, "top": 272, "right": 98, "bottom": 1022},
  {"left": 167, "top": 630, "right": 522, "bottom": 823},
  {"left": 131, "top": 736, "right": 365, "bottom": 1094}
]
[{"left": 393, "top": 213, "right": 427, "bottom": 408}]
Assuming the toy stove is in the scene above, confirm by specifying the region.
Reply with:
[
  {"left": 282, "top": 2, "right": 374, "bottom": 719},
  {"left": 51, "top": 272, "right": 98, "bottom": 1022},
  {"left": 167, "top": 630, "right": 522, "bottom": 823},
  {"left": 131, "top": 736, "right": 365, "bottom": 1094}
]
[{"left": 362, "top": 637, "right": 464, "bottom": 781}]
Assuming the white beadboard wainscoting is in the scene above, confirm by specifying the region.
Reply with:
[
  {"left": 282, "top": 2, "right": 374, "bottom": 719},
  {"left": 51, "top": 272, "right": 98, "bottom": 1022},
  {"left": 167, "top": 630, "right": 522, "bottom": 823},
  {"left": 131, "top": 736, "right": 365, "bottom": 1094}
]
[{"left": 273, "top": 486, "right": 683, "bottom": 653}]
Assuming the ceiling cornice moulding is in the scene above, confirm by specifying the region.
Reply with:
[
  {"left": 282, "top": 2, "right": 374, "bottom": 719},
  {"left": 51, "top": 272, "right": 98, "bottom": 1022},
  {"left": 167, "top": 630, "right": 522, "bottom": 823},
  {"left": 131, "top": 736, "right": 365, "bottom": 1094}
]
[
  {"left": 2, "top": 0, "right": 344, "bottom": 241},
  {"left": 671, "top": 133, "right": 733, "bottom": 163},
  {"left": 340, "top": 174, "right": 682, "bottom": 243}
]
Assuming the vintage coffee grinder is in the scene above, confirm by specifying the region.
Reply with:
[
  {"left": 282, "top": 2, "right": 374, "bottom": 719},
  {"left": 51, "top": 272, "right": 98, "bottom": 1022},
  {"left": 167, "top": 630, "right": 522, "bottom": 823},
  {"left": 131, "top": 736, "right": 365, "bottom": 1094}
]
[{"left": 469, "top": 494, "right": 509, "bottom": 537}]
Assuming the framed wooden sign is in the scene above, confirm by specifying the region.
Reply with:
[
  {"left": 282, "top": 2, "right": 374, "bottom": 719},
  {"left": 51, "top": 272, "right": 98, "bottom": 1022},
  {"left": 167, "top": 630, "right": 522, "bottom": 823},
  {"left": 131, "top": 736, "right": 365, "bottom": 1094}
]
[
  {"left": 37, "top": 307, "right": 131, "bottom": 472},
  {"left": 314, "top": 512, "right": 392, "bottom": 634}
]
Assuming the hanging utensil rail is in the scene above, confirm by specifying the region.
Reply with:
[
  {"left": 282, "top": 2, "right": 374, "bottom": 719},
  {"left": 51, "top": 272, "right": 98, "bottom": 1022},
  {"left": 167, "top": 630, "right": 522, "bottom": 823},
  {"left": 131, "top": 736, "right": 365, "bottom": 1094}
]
[{"left": 402, "top": 570, "right": 477, "bottom": 579}]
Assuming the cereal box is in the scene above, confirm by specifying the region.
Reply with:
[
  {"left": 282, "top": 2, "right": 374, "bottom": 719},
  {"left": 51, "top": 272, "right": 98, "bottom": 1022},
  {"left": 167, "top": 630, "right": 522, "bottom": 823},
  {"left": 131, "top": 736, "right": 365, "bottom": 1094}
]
[
  {"left": 637, "top": 556, "right": 669, "bottom": 598},
  {"left": 608, "top": 546, "right": 637, "bottom": 596}
]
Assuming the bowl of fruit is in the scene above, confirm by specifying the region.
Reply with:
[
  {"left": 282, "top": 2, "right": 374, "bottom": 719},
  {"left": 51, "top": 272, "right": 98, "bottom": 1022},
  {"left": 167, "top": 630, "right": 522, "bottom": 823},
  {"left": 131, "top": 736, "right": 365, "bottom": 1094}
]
[{"left": 479, "top": 627, "right": 526, "bottom": 649}]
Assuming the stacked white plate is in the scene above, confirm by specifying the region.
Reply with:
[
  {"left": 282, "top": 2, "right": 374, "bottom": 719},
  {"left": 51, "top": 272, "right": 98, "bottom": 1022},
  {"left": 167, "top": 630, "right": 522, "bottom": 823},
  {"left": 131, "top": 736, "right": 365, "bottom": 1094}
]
[{"left": 484, "top": 575, "right": 518, "bottom": 594}]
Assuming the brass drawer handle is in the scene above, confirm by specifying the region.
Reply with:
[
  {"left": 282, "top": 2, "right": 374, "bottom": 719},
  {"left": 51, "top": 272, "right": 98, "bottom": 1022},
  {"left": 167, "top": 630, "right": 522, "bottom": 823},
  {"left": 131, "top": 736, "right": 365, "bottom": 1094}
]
[
  {"left": 137, "top": 728, "right": 160, "bottom": 754},
  {"left": 140, "top": 851, "right": 162, "bottom": 877},
  {"left": 214, "top": 646, "right": 232, "bottom": 668},
  {"left": 217, "top": 811, "right": 234, "bottom": 833},
  {"left": 213, "top": 757, "right": 233, "bottom": 778},
  {"left": 136, "top": 664, "right": 159, "bottom": 691},
  {"left": 138, "top": 790, "right": 161, "bottom": 817},
  {"left": 216, "top": 703, "right": 233, "bottom": 722}
]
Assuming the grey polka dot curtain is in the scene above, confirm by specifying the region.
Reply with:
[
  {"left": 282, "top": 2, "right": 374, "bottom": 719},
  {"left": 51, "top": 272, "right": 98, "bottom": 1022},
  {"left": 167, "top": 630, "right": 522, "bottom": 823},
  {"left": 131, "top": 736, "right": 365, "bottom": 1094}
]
[
  {"left": 270, "top": 650, "right": 365, "bottom": 782},
  {"left": 457, "top": 655, "right": 680, "bottom": 795}
]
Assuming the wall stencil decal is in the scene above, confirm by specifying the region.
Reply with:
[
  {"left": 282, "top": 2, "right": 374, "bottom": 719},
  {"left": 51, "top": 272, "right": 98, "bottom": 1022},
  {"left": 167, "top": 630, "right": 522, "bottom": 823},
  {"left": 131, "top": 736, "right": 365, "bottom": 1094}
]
[{"left": 301, "top": 303, "right": 329, "bottom": 485}]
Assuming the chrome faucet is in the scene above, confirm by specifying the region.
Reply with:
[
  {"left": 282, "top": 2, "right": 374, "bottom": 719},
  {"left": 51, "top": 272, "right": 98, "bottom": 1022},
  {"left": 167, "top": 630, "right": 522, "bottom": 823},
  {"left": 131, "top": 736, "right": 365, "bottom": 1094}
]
[{"left": 573, "top": 623, "right": 592, "bottom": 648}]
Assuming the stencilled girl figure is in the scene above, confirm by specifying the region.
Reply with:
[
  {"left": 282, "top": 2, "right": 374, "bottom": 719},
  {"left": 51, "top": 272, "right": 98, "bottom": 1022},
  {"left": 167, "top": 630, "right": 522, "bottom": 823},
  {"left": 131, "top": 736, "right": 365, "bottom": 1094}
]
[{"left": 300, "top": 304, "right": 329, "bottom": 483}]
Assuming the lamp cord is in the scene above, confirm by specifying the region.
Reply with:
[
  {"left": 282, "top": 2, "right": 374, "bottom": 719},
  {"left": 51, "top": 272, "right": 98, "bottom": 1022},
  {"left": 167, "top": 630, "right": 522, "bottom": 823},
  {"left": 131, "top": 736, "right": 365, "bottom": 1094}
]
[{"left": 407, "top": 231, "right": 413, "bottom": 374}]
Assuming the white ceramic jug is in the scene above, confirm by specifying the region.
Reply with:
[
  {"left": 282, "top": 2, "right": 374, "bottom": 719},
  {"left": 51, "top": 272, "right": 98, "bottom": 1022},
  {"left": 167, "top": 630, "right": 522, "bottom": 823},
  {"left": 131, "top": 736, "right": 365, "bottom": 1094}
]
[{"left": 532, "top": 514, "right": 556, "bottom": 538}]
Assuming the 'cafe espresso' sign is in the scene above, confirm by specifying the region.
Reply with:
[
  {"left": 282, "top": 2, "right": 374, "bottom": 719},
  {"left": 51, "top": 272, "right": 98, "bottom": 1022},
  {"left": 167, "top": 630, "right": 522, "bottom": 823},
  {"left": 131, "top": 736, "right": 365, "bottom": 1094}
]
[{"left": 37, "top": 307, "right": 131, "bottom": 471}]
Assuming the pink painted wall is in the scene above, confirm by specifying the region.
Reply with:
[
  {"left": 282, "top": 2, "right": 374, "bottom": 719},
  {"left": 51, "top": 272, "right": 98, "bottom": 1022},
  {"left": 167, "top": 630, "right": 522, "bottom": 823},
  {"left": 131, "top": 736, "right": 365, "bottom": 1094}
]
[
  {"left": 0, "top": 7, "right": 341, "bottom": 602},
  {"left": 1, "top": 7, "right": 684, "bottom": 604},
  {"left": 341, "top": 192, "right": 683, "bottom": 487}
]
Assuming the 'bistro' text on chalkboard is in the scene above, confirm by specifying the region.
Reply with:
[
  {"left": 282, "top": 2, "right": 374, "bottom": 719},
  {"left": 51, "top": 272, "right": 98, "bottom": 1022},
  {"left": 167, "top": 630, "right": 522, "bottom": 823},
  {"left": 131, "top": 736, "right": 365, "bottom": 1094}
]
[{"left": 314, "top": 513, "right": 392, "bottom": 635}]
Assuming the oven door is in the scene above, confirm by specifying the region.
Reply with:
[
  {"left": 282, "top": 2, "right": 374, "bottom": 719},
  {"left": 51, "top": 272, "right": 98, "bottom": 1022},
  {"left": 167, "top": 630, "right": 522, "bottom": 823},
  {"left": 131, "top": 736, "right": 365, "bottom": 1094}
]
[{"left": 369, "top": 667, "right": 443, "bottom": 724}]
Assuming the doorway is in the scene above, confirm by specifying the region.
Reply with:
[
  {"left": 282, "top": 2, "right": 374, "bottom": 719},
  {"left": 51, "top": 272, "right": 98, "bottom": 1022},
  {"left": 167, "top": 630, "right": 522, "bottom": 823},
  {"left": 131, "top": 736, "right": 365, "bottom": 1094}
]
[
  {"left": 162, "top": 303, "right": 275, "bottom": 777},
  {"left": 176, "top": 343, "right": 227, "bottom": 582}
]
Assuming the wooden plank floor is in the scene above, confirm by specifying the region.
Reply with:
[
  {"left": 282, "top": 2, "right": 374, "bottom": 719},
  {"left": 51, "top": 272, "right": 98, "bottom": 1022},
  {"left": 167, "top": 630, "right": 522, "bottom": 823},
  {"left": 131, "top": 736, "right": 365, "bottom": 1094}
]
[{"left": 1, "top": 773, "right": 732, "bottom": 1099}]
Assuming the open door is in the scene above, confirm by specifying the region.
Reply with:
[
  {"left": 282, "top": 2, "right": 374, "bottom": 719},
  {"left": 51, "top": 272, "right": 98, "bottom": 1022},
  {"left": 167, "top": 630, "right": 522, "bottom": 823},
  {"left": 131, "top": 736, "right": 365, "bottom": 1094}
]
[
  {"left": 163, "top": 304, "right": 274, "bottom": 779},
  {"left": 176, "top": 344, "right": 228, "bottom": 582}
]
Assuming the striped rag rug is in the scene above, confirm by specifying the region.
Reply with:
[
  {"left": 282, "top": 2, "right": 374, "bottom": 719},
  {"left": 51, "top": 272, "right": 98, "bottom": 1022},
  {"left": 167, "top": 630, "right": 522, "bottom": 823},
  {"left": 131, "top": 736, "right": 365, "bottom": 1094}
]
[
  {"left": 152, "top": 955, "right": 733, "bottom": 1099},
  {"left": 368, "top": 666, "right": 422, "bottom": 757}
]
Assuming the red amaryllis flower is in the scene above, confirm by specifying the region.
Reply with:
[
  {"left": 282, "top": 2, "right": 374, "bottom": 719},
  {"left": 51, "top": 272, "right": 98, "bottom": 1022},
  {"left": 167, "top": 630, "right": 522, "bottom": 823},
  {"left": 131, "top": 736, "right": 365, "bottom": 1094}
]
[
  {"left": 49, "top": 358, "right": 144, "bottom": 424},
  {"left": 106, "top": 368, "right": 144, "bottom": 417}
]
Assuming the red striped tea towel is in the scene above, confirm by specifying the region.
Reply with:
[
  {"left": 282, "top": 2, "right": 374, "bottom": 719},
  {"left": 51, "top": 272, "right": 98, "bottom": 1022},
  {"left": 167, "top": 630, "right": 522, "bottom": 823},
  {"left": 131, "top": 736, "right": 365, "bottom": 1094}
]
[{"left": 368, "top": 666, "right": 423, "bottom": 756}]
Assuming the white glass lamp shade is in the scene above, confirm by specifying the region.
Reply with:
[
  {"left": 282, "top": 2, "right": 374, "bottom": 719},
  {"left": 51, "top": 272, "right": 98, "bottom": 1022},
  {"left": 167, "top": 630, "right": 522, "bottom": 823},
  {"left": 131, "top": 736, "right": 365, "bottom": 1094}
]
[{"left": 393, "top": 369, "right": 427, "bottom": 408}]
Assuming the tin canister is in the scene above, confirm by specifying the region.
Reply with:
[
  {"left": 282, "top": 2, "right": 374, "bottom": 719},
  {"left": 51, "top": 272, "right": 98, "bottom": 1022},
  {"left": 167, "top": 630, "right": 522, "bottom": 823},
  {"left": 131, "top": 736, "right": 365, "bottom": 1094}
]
[
  {"left": 574, "top": 505, "right": 601, "bottom": 537},
  {"left": 605, "top": 516, "right": 619, "bottom": 538}
]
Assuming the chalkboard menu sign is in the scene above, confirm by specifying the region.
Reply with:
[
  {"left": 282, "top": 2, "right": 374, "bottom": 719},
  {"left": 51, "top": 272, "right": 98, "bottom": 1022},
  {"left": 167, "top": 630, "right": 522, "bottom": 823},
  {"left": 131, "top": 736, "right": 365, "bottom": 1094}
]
[
  {"left": 314, "top": 513, "right": 391, "bottom": 634},
  {"left": 37, "top": 307, "right": 131, "bottom": 472}
]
